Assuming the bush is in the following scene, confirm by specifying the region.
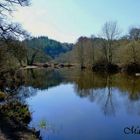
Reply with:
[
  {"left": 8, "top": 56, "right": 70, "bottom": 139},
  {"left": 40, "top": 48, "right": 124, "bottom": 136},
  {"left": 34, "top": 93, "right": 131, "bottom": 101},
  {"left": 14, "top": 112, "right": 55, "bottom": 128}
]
[
  {"left": 93, "top": 62, "right": 119, "bottom": 73},
  {"left": 123, "top": 63, "right": 140, "bottom": 73}
]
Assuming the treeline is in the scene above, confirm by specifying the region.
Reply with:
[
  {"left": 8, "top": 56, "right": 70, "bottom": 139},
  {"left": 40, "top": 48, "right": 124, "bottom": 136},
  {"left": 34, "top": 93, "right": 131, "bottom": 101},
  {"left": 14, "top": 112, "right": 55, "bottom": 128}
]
[
  {"left": 0, "top": 38, "right": 52, "bottom": 72},
  {"left": 0, "top": 1, "right": 52, "bottom": 73},
  {"left": 0, "top": 0, "right": 69, "bottom": 74},
  {"left": 0, "top": 35, "right": 74, "bottom": 73},
  {"left": 0, "top": 1, "right": 54, "bottom": 73},
  {"left": 57, "top": 22, "right": 140, "bottom": 73},
  {"left": 1, "top": 0, "right": 140, "bottom": 74}
]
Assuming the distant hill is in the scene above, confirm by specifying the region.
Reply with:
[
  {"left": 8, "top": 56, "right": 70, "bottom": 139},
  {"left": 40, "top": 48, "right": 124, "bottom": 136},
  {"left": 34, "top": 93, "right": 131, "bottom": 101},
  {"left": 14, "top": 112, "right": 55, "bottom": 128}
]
[{"left": 24, "top": 36, "right": 74, "bottom": 58}]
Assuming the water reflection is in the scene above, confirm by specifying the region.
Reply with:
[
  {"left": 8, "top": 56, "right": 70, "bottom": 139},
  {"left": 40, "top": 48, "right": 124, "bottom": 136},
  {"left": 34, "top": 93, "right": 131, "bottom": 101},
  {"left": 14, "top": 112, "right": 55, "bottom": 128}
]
[
  {"left": 1, "top": 68, "right": 140, "bottom": 140},
  {"left": 14, "top": 68, "right": 140, "bottom": 115}
]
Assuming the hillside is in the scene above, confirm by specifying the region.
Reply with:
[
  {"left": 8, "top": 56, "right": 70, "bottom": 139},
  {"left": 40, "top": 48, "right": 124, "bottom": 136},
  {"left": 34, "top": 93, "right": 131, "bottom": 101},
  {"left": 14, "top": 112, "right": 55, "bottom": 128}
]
[{"left": 24, "top": 36, "right": 74, "bottom": 58}]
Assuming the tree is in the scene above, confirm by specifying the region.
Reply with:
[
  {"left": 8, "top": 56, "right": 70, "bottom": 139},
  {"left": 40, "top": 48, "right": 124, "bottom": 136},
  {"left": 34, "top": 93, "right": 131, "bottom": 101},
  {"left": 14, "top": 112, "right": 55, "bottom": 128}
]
[
  {"left": 0, "top": 20, "right": 29, "bottom": 41},
  {"left": 0, "top": 0, "right": 30, "bottom": 72},
  {"left": 8, "top": 40, "right": 27, "bottom": 66},
  {"left": 0, "top": 0, "right": 30, "bottom": 41},
  {"left": 130, "top": 42, "right": 137, "bottom": 64},
  {"left": 91, "top": 35, "right": 95, "bottom": 65},
  {"left": 121, "top": 27, "right": 140, "bottom": 65},
  {"left": 26, "top": 48, "right": 38, "bottom": 65},
  {"left": 129, "top": 27, "right": 140, "bottom": 41},
  {"left": 101, "top": 21, "right": 120, "bottom": 63},
  {"left": 0, "top": 0, "right": 29, "bottom": 15},
  {"left": 76, "top": 37, "right": 85, "bottom": 69}
]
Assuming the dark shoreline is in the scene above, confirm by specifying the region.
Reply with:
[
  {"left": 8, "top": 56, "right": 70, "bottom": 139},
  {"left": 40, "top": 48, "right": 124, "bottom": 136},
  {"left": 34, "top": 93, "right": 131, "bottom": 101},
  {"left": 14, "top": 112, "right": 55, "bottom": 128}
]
[{"left": 22, "top": 62, "right": 140, "bottom": 75}]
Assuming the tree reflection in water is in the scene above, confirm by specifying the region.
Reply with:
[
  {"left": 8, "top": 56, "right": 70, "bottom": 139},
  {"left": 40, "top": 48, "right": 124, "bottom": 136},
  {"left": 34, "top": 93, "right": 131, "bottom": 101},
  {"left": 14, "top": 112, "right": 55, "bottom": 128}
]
[
  {"left": 69, "top": 69, "right": 140, "bottom": 116},
  {"left": 1, "top": 68, "right": 140, "bottom": 116},
  {"left": 1, "top": 68, "right": 140, "bottom": 139},
  {"left": 73, "top": 71, "right": 116, "bottom": 116}
]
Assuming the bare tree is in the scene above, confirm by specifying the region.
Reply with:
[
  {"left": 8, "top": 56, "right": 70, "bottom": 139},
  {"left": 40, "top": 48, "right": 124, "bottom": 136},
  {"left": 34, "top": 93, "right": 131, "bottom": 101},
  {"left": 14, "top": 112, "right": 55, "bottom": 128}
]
[
  {"left": 101, "top": 21, "right": 120, "bottom": 63},
  {"left": 0, "top": 19, "right": 29, "bottom": 40},
  {"left": 0, "top": 0, "right": 30, "bottom": 40},
  {"left": 0, "top": 0, "right": 30, "bottom": 15}
]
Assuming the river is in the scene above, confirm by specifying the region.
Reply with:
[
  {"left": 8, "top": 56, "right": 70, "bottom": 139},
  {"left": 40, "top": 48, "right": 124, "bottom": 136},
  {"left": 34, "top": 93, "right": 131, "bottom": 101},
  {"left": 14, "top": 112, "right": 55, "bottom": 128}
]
[{"left": 16, "top": 68, "right": 140, "bottom": 140}]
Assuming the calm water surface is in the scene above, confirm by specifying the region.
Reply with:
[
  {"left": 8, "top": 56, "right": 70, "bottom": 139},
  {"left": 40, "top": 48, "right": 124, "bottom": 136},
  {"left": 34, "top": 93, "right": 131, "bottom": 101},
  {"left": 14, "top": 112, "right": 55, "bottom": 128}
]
[{"left": 18, "top": 68, "right": 140, "bottom": 140}]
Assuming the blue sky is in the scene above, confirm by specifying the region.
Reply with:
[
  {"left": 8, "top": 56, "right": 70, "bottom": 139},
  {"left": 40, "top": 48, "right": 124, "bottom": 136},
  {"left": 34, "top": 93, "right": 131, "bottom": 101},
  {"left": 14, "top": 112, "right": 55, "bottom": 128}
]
[{"left": 13, "top": 0, "right": 140, "bottom": 43}]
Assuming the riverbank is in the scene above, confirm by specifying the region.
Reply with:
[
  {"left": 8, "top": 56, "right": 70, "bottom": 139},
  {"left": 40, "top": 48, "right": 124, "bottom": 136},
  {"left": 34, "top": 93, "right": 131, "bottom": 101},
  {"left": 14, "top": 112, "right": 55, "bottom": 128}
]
[
  {"left": 92, "top": 62, "right": 140, "bottom": 74},
  {"left": 21, "top": 62, "right": 140, "bottom": 75},
  {"left": 0, "top": 93, "right": 40, "bottom": 140}
]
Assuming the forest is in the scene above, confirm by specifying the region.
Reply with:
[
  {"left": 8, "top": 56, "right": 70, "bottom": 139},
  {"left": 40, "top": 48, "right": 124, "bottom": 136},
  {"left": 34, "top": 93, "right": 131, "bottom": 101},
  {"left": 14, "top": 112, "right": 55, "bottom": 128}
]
[
  {"left": 57, "top": 22, "right": 140, "bottom": 73},
  {"left": 1, "top": 1, "right": 140, "bottom": 74}
]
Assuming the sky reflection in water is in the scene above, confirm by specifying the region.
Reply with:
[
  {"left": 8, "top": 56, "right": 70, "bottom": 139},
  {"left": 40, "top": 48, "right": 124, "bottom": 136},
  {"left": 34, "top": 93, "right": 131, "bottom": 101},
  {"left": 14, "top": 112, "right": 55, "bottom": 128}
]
[{"left": 19, "top": 69, "right": 140, "bottom": 140}]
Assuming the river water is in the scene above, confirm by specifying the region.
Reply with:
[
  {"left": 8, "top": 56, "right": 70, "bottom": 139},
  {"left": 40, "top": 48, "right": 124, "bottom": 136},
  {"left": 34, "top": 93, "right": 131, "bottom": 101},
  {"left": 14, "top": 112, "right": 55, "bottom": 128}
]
[{"left": 18, "top": 68, "right": 140, "bottom": 140}]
